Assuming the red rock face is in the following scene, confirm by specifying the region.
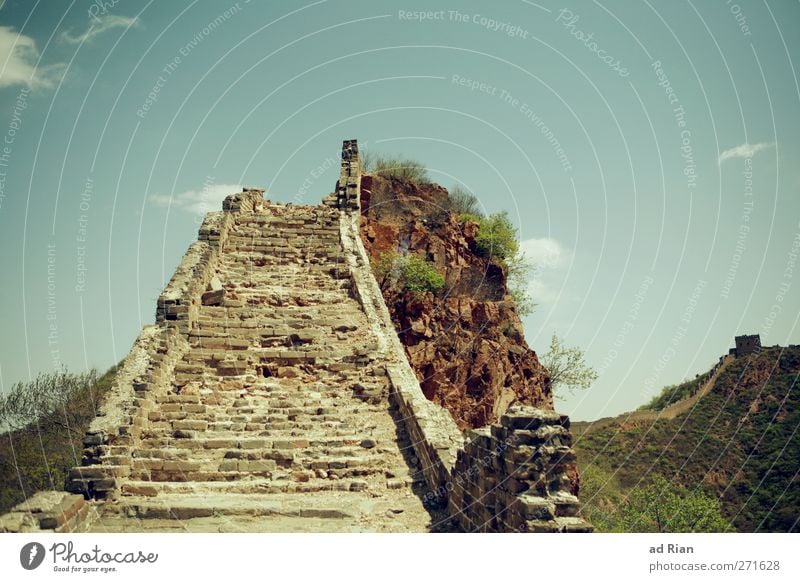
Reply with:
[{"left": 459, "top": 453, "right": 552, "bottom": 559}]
[{"left": 359, "top": 175, "right": 553, "bottom": 429}]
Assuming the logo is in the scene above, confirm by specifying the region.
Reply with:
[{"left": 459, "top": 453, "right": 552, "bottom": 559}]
[{"left": 20, "top": 542, "right": 46, "bottom": 570}]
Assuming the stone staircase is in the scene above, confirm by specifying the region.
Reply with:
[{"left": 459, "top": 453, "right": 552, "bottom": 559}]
[
  {"left": 88, "top": 204, "right": 442, "bottom": 532},
  {"left": 3, "top": 139, "right": 591, "bottom": 534}
]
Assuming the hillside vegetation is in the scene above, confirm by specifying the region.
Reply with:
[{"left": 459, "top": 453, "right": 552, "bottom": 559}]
[
  {"left": 0, "top": 367, "right": 117, "bottom": 513},
  {"left": 575, "top": 346, "right": 800, "bottom": 532}
]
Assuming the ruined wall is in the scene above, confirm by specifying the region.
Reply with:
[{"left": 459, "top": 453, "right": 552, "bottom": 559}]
[
  {"left": 448, "top": 407, "right": 590, "bottom": 532},
  {"left": 2, "top": 140, "right": 590, "bottom": 533},
  {"left": 156, "top": 188, "right": 264, "bottom": 333}
]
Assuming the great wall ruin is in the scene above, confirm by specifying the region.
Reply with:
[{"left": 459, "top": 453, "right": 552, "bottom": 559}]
[{"left": 1, "top": 141, "right": 591, "bottom": 533}]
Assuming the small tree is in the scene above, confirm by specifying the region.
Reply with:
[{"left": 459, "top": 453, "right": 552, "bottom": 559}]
[
  {"left": 620, "top": 474, "right": 733, "bottom": 532},
  {"left": 541, "top": 333, "right": 597, "bottom": 398}
]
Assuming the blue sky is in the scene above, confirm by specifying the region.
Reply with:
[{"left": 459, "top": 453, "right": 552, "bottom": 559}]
[{"left": 0, "top": 0, "right": 798, "bottom": 421}]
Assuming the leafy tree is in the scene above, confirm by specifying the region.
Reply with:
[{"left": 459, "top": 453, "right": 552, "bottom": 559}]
[
  {"left": 458, "top": 211, "right": 538, "bottom": 317},
  {"left": 541, "top": 333, "right": 597, "bottom": 398},
  {"left": 620, "top": 474, "right": 734, "bottom": 532}
]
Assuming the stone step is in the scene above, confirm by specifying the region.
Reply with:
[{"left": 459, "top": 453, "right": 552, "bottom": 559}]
[
  {"left": 120, "top": 477, "right": 375, "bottom": 497},
  {"left": 133, "top": 435, "right": 382, "bottom": 453},
  {"left": 115, "top": 491, "right": 369, "bottom": 517},
  {"left": 135, "top": 461, "right": 388, "bottom": 483}
]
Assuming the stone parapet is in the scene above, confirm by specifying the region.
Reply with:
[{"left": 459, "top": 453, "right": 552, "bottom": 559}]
[
  {"left": 67, "top": 325, "right": 187, "bottom": 500},
  {"left": 447, "top": 406, "right": 592, "bottom": 532},
  {"left": 340, "top": 209, "right": 465, "bottom": 496}
]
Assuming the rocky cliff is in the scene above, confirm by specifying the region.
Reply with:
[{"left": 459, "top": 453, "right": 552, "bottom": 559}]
[{"left": 358, "top": 174, "right": 552, "bottom": 429}]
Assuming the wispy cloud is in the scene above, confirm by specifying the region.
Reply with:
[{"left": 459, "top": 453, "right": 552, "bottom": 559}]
[
  {"left": 60, "top": 15, "right": 139, "bottom": 45},
  {"left": 718, "top": 142, "right": 773, "bottom": 164},
  {"left": 0, "top": 26, "right": 66, "bottom": 89},
  {"left": 150, "top": 184, "right": 241, "bottom": 216},
  {"left": 519, "top": 237, "right": 571, "bottom": 305}
]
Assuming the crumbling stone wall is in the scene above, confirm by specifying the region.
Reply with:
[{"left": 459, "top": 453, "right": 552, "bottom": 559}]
[
  {"left": 340, "top": 208, "right": 464, "bottom": 494},
  {"left": 3, "top": 140, "right": 591, "bottom": 533},
  {"left": 447, "top": 407, "right": 590, "bottom": 532}
]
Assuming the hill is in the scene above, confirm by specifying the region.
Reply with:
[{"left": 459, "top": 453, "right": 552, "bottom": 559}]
[{"left": 573, "top": 345, "right": 800, "bottom": 532}]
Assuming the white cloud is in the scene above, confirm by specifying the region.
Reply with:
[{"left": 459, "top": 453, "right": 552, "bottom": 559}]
[
  {"left": 518, "top": 237, "right": 572, "bottom": 306},
  {"left": 718, "top": 142, "right": 773, "bottom": 164},
  {"left": 151, "top": 184, "right": 242, "bottom": 216},
  {"left": 60, "top": 15, "right": 139, "bottom": 45},
  {"left": 519, "top": 237, "right": 565, "bottom": 269},
  {"left": 0, "top": 26, "right": 65, "bottom": 89}
]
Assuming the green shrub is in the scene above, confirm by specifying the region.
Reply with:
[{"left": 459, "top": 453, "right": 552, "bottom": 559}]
[
  {"left": 461, "top": 211, "right": 535, "bottom": 316},
  {"left": 374, "top": 251, "right": 444, "bottom": 298},
  {"left": 369, "top": 155, "right": 430, "bottom": 183}
]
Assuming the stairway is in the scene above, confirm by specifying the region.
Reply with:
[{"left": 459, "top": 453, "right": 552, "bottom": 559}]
[{"left": 89, "top": 204, "right": 443, "bottom": 532}]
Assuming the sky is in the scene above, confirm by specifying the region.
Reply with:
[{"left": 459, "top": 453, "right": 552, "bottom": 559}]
[{"left": 0, "top": 0, "right": 798, "bottom": 421}]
